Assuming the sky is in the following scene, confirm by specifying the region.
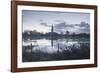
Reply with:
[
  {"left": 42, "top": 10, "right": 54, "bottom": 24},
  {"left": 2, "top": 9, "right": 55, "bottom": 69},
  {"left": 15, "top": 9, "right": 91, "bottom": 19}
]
[{"left": 22, "top": 10, "right": 90, "bottom": 34}]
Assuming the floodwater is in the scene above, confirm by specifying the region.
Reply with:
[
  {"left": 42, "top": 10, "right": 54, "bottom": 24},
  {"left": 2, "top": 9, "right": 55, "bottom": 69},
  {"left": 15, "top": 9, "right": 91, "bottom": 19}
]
[{"left": 22, "top": 38, "right": 90, "bottom": 62}]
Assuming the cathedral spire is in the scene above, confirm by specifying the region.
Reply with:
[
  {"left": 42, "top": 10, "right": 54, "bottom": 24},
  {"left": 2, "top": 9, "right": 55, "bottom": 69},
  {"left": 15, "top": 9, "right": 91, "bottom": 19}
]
[
  {"left": 51, "top": 24, "right": 54, "bottom": 47},
  {"left": 51, "top": 24, "right": 53, "bottom": 33}
]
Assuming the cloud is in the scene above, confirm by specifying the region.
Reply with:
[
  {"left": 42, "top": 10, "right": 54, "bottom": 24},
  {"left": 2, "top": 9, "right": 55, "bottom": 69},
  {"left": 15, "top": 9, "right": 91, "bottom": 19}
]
[
  {"left": 40, "top": 19, "right": 43, "bottom": 21},
  {"left": 53, "top": 22, "right": 74, "bottom": 34},
  {"left": 40, "top": 22, "right": 51, "bottom": 27},
  {"left": 75, "top": 22, "right": 90, "bottom": 28},
  {"left": 54, "top": 22, "right": 74, "bottom": 29},
  {"left": 34, "top": 21, "right": 90, "bottom": 34},
  {"left": 53, "top": 21, "right": 90, "bottom": 34}
]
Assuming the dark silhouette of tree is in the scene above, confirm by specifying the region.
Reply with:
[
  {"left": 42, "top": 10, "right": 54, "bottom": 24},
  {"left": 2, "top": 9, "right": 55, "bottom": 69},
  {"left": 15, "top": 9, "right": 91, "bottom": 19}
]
[{"left": 66, "top": 31, "right": 69, "bottom": 36}]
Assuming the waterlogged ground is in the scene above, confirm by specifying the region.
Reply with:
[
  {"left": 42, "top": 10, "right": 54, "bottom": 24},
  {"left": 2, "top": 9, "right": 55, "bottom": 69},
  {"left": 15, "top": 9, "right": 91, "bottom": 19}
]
[{"left": 22, "top": 38, "right": 90, "bottom": 62}]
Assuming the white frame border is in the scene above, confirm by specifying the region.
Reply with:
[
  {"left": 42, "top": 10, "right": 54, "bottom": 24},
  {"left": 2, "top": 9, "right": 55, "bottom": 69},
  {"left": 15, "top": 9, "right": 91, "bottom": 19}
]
[{"left": 17, "top": 5, "right": 94, "bottom": 68}]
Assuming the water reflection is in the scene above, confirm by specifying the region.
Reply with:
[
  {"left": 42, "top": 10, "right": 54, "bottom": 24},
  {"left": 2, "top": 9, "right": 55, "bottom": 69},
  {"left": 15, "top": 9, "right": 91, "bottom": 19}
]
[{"left": 22, "top": 38, "right": 90, "bottom": 62}]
